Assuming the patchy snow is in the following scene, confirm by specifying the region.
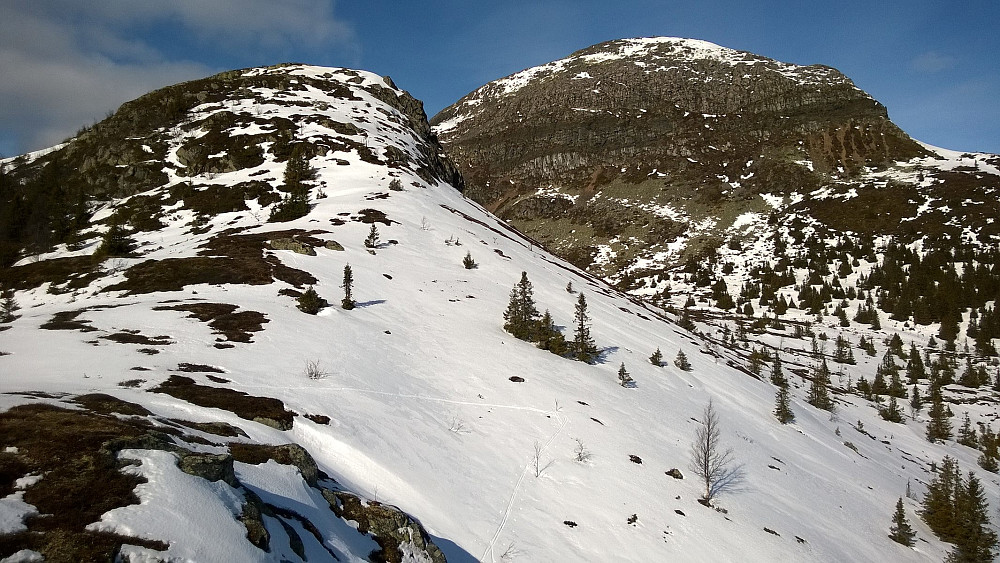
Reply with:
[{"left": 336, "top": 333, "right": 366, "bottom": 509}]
[
  {"left": 0, "top": 62, "right": 985, "bottom": 563},
  {"left": 88, "top": 449, "right": 268, "bottom": 562},
  {"left": 0, "top": 492, "right": 37, "bottom": 535}
]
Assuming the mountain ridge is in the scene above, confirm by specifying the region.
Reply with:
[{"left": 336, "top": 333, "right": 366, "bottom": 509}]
[{"left": 0, "top": 56, "right": 997, "bottom": 562}]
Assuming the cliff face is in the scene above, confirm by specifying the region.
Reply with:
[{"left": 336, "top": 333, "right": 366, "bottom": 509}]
[
  {"left": 434, "top": 38, "right": 923, "bottom": 205},
  {"left": 431, "top": 37, "right": 952, "bottom": 284}
]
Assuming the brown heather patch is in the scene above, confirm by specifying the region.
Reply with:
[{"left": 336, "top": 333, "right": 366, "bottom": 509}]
[
  {"left": 0, "top": 403, "right": 170, "bottom": 560},
  {"left": 40, "top": 309, "right": 98, "bottom": 332},
  {"left": 0, "top": 256, "right": 102, "bottom": 292},
  {"left": 101, "top": 332, "right": 173, "bottom": 346},
  {"left": 153, "top": 302, "right": 269, "bottom": 343},
  {"left": 106, "top": 229, "right": 322, "bottom": 295},
  {"left": 151, "top": 375, "right": 294, "bottom": 430}
]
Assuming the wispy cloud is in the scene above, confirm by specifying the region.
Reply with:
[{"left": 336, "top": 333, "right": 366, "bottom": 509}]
[
  {"left": 0, "top": 0, "right": 357, "bottom": 155},
  {"left": 910, "top": 51, "right": 956, "bottom": 73}
]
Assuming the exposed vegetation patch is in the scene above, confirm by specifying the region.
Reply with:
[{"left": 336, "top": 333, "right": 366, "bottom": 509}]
[
  {"left": 73, "top": 393, "right": 153, "bottom": 416},
  {"left": 105, "top": 256, "right": 274, "bottom": 294},
  {"left": 170, "top": 419, "right": 247, "bottom": 438},
  {"left": 151, "top": 375, "right": 294, "bottom": 430},
  {"left": 40, "top": 309, "right": 97, "bottom": 332},
  {"left": 0, "top": 403, "right": 170, "bottom": 560},
  {"left": 106, "top": 229, "right": 321, "bottom": 294},
  {"left": 0, "top": 256, "right": 101, "bottom": 292},
  {"left": 173, "top": 182, "right": 274, "bottom": 216},
  {"left": 154, "top": 302, "right": 268, "bottom": 343},
  {"left": 353, "top": 208, "right": 396, "bottom": 225},
  {"left": 176, "top": 363, "right": 226, "bottom": 373},
  {"left": 102, "top": 332, "right": 173, "bottom": 346}
]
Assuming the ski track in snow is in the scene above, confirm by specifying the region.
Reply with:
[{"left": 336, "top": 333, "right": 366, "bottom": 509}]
[{"left": 480, "top": 407, "right": 568, "bottom": 563}]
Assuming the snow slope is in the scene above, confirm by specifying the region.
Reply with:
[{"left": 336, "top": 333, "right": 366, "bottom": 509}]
[{"left": 0, "top": 64, "right": 984, "bottom": 562}]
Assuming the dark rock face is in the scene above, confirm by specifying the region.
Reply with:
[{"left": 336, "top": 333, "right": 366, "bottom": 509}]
[
  {"left": 432, "top": 37, "right": 941, "bottom": 284},
  {"left": 323, "top": 489, "right": 447, "bottom": 563},
  {"left": 435, "top": 37, "right": 922, "bottom": 205}
]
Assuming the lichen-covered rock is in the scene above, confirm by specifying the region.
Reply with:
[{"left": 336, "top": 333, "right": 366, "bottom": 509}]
[
  {"left": 322, "top": 489, "right": 447, "bottom": 563},
  {"left": 239, "top": 489, "right": 271, "bottom": 551},
  {"left": 229, "top": 443, "right": 319, "bottom": 487},
  {"left": 269, "top": 237, "right": 317, "bottom": 256},
  {"left": 177, "top": 452, "right": 238, "bottom": 487}
]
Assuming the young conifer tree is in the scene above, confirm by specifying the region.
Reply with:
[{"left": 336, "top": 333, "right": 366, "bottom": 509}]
[
  {"left": 888, "top": 497, "right": 916, "bottom": 546},
  {"left": 807, "top": 359, "right": 834, "bottom": 411},
  {"left": 770, "top": 353, "right": 785, "bottom": 386},
  {"left": 618, "top": 363, "right": 634, "bottom": 387},
  {"left": 774, "top": 385, "right": 794, "bottom": 424},
  {"left": 536, "top": 309, "right": 568, "bottom": 356},
  {"left": 572, "top": 292, "right": 597, "bottom": 363},
  {"left": 926, "top": 386, "right": 952, "bottom": 442},
  {"left": 364, "top": 224, "right": 380, "bottom": 249},
  {"left": 341, "top": 264, "right": 355, "bottom": 310},
  {"left": 650, "top": 347, "right": 663, "bottom": 366},
  {"left": 462, "top": 251, "right": 476, "bottom": 269},
  {"left": 674, "top": 349, "right": 691, "bottom": 371},
  {"left": 503, "top": 271, "right": 539, "bottom": 341}
]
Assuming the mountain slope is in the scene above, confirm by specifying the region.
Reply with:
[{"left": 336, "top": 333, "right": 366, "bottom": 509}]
[
  {"left": 431, "top": 37, "right": 1000, "bottom": 289},
  {"left": 0, "top": 63, "right": 990, "bottom": 562}
]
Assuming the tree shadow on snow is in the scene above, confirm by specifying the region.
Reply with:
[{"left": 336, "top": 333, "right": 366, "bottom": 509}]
[
  {"left": 355, "top": 299, "right": 386, "bottom": 308},
  {"left": 595, "top": 346, "right": 619, "bottom": 364}
]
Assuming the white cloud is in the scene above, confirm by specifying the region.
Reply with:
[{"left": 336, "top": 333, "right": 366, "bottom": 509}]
[
  {"left": 0, "top": 0, "right": 357, "bottom": 155},
  {"left": 910, "top": 51, "right": 956, "bottom": 73}
]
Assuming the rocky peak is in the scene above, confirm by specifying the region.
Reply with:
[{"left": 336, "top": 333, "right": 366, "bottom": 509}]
[{"left": 429, "top": 37, "right": 987, "bottom": 289}]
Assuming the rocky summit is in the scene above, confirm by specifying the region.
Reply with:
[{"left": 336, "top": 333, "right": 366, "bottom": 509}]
[{"left": 432, "top": 37, "right": 999, "bottom": 293}]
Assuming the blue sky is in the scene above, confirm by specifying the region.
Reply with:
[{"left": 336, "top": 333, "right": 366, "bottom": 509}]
[{"left": 1, "top": 0, "right": 997, "bottom": 157}]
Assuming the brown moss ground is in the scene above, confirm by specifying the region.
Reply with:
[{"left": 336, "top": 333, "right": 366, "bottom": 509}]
[{"left": 0, "top": 403, "right": 169, "bottom": 561}]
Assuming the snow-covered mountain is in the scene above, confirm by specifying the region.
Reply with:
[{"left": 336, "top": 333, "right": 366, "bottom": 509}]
[
  {"left": 0, "top": 62, "right": 995, "bottom": 562},
  {"left": 431, "top": 37, "right": 1000, "bottom": 294}
]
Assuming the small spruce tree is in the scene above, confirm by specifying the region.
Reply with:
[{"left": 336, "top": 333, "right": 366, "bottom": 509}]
[
  {"left": 888, "top": 497, "right": 916, "bottom": 546},
  {"left": 674, "top": 349, "right": 691, "bottom": 371},
  {"left": 807, "top": 359, "right": 834, "bottom": 411},
  {"left": 618, "top": 363, "right": 634, "bottom": 387},
  {"left": 926, "top": 386, "right": 952, "bottom": 442},
  {"left": 503, "top": 272, "right": 539, "bottom": 341},
  {"left": 268, "top": 145, "right": 315, "bottom": 222},
  {"left": 572, "top": 292, "right": 598, "bottom": 363},
  {"left": 364, "top": 224, "right": 380, "bottom": 249},
  {"left": 98, "top": 215, "right": 135, "bottom": 256},
  {"left": 650, "top": 347, "right": 663, "bottom": 366},
  {"left": 770, "top": 353, "right": 786, "bottom": 386},
  {"left": 341, "top": 264, "right": 355, "bottom": 310},
  {"left": 536, "top": 309, "right": 568, "bottom": 356},
  {"left": 297, "top": 285, "right": 325, "bottom": 314},
  {"left": 0, "top": 289, "right": 19, "bottom": 323},
  {"left": 909, "top": 384, "right": 922, "bottom": 416},
  {"left": 774, "top": 385, "right": 795, "bottom": 424},
  {"left": 880, "top": 395, "right": 904, "bottom": 423},
  {"left": 462, "top": 251, "right": 476, "bottom": 269}
]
